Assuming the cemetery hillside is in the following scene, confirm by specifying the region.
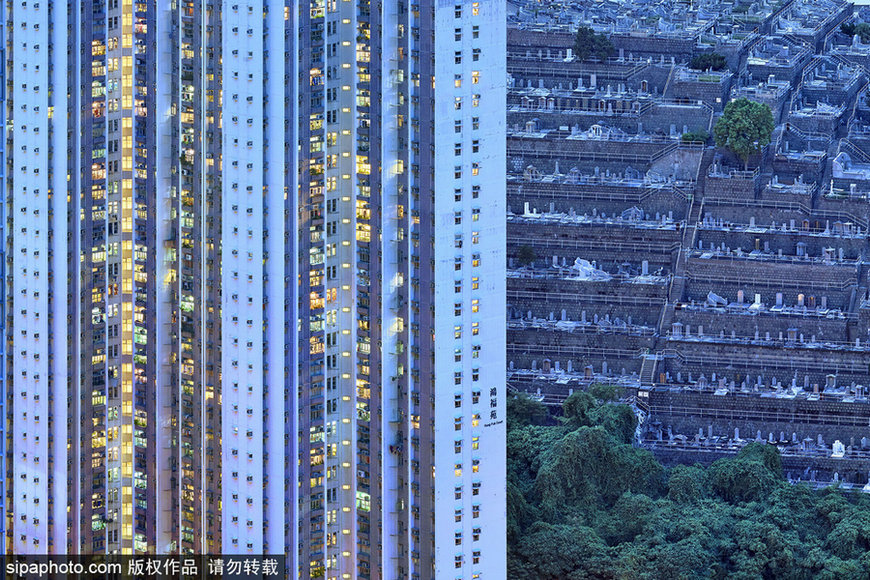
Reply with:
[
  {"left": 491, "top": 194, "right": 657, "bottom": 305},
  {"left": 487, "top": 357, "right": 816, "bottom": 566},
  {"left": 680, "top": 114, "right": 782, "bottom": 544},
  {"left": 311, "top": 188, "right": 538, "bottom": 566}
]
[{"left": 507, "top": 389, "right": 870, "bottom": 579}]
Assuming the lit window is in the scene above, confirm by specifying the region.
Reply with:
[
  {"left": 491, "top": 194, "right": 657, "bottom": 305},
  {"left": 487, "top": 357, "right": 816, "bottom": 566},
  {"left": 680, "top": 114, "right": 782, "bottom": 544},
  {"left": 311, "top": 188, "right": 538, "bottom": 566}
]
[
  {"left": 454, "top": 97, "right": 462, "bottom": 110},
  {"left": 472, "top": 71, "right": 480, "bottom": 84},
  {"left": 454, "top": 74, "right": 462, "bottom": 88},
  {"left": 472, "top": 2, "right": 479, "bottom": 15},
  {"left": 454, "top": 325, "right": 462, "bottom": 339},
  {"left": 472, "top": 94, "right": 480, "bottom": 107}
]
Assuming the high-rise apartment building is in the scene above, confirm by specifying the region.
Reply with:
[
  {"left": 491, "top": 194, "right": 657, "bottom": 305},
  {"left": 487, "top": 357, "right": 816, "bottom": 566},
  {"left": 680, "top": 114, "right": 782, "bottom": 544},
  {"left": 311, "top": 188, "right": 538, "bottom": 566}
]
[
  {"left": 5, "top": 0, "right": 220, "bottom": 554},
  {"left": 3, "top": 1, "right": 505, "bottom": 576}
]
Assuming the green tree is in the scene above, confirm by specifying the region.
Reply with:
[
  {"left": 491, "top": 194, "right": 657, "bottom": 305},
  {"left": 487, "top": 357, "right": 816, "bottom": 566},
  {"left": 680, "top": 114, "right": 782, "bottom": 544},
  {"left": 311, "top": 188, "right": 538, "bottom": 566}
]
[
  {"left": 574, "top": 25, "right": 614, "bottom": 62},
  {"left": 681, "top": 129, "right": 708, "bottom": 144},
  {"left": 842, "top": 22, "right": 870, "bottom": 43},
  {"left": 507, "top": 392, "right": 549, "bottom": 426},
  {"left": 689, "top": 52, "right": 728, "bottom": 71},
  {"left": 714, "top": 98, "right": 774, "bottom": 170},
  {"left": 516, "top": 244, "right": 537, "bottom": 266}
]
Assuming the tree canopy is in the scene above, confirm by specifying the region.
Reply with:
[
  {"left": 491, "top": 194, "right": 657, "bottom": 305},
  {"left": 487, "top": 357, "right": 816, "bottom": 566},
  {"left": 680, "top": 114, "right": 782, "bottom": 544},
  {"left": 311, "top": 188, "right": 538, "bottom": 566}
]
[
  {"left": 507, "top": 390, "right": 870, "bottom": 579},
  {"left": 841, "top": 22, "right": 870, "bottom": 44},
  {"left": 574, "top": 26, "right": 614, "bottom": 62},
  {"left": 714, "top": 98, "right": 774, "bottom": 169},
  {"left": 689, "top": 52, "right": 728, "bottom": 71}
]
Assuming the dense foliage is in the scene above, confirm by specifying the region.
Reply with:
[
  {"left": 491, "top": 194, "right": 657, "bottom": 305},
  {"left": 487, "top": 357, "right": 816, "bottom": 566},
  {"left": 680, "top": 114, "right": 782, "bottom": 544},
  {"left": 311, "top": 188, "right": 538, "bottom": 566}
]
[
  {"left": 507, "top": 390, "right": 870, "bottom": 579},
  {"left": 713, "top": 98, "right": 774, "bottom": 170},
  {"left": 574, "top": 26, "right": 614, "bottom": 62},
  {"left": 841, "top": 22, "right": 870, "bottom": 43},
  {"left": 690, "top": 53, "right": 729, "bottom": 71},
  {"left": 681, "top": 129, "right": 709, "bottom": 144}
]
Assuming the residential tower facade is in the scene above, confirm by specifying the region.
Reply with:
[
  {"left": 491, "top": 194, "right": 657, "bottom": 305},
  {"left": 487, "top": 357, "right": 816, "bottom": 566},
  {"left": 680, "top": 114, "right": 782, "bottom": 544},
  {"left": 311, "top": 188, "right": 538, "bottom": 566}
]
[{"left": 3, "top": 2, "right": 505, "bottom": 577}]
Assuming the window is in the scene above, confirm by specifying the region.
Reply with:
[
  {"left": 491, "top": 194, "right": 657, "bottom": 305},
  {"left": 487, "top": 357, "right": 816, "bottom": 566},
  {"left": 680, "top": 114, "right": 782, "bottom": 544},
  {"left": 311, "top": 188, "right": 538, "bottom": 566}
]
[
  {"left": 472, "top": 140, "right": 480, "bottom": 153},
  {"left": 455, "top": 233, "right": 463, "bottom": 247},
  {"left": 473, "top": 482, "right": 482, "bottom": 495},
  {"left": 454, "top": 325, "right": 462, "bottom": 338},
  {"left": 472, "top": 208, "right": 480, "bottom": 220},
  {"left": 454, "top": 348, "right": 462, "bottom": 362},
  {"left": 472, "top": 254, "right": 481, "bottom": 267},
  {"left": 455, "top": 51, "right": 462, "bottom": 65},
  {"left": 454, "top": 393, "right": 463, "bottom": 407},
  {"left": 472, "top": 435, "right": 480, "bottom": 450},
  {"left": 455, "top": 166, "right": 462, "bottom": 179},
  {"left": 472, "top": 71, "right": 480, "bottom": 84},
  {"left": 454, "top": 189, "right": 462, "bottom": 203},
  {"left": 472, "top": 2, "right": 480, "bottom": 15},
  {"left": 472, "top": 163, "right": 480, "bottom": 176},
  {"left": 455, "top": 486, "right": 463, "bottom": 500},
  {"left": 472, "top": 390, "right": 480, "bottom": 404},
  {"left": 454, "top": 97, "right": 462, "bottom": 110},
  {"left": 472, "top": 322, "right": 479, "bottom": 335},
  {"left": 454, "top": 417, "right": 462, "bottom": 431},
  {"left": 472, "top": 368, "right": 480, "bottom": 381},
  {"left": 455, "top": 281, "right": 462, "bottom": 294},
  {"left": 472, "top": 505, "right": 480, "bottom": 518},
  {"left": 472, "top": 184, "right": 480, "bottom": 198},
  {"left": 473, "top": 527, "right": 481, "bottom": 541},
  {"left": 472, "top": 116, "right": 480, "bottom": 130},
  {"left": 454, "top": 143, "right": 462, "bottom": 156},
  {"left": 472, "top": 277, "right": 479, "bottom": 290},
  {"left": 454, "top": 439, "right": 462, "bottom": 453},
  {"left": 455, "top": 28, "right": 462, "bottom": 41},
  {"left": 472, "top": 459, "right": 480, "bottom": 473},
  {"left": 473, "top": 551, "right": 481, "bottom": 565},
  {"left": 472, "top": 25, "right": 480, "bottom": 39},
  {"left": 472, "top": 231, "right": 479, "bottom": 244},
  {"left": 455, "top": 257, "right": 462, "bottom": 271},
  {"left": 455, "top": 531, "right": 463, "bottom": 545},
  {"left": 473, "top": 48, "right": 481, "bottom": 61},
  {"left": 454, "top": 211, "right": 462, "bottom": 225},
  {"left": 472, "top": 344, "right": 481, "bottom": 357},
  {"left": 472, "top": 94, "right": 480, "bottom": 107},
  {"left": 454, "top": 4, "right": 461, "bottom": 17},
  {"left": 454, "top": 74, "right": 462, "bottom": 88},
  {"left": 454, "top": 303, "right": 462, "bottom": 316}
]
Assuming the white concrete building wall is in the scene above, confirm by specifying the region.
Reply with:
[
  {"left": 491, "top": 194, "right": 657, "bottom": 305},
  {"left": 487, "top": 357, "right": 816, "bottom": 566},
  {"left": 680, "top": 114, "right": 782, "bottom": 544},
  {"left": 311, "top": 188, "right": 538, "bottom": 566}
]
[
  {"left": 220, "top": 0, "right": 287, "bottom": 554},
  {"left": 9, "top": 0, "right": 69, "bottom": 554},
  {"left": 434, "top": 0, "right": 507, "bottom": 577}
]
